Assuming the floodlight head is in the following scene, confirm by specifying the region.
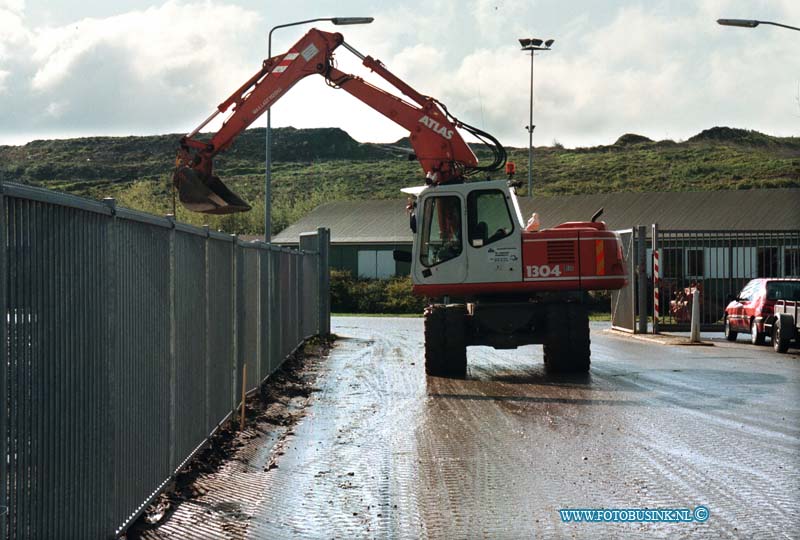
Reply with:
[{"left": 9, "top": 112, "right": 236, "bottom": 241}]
[
  {"left": 544, "top": 38, "right": 555, "bottom": 47},
  {"left": 331, "top": 17, "right": 374, "bottom": 25},
  {"left": 531, "top": 38, "right": 544, "bottom": 46},
  {"left": 519, "top": 38, "right": 532, "bottom": 47},
  {"left": 717, "top": 18, "right": 759, "bottom": 28}
]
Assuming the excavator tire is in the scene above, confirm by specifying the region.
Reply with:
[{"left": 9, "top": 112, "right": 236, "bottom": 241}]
[
  {"left": 543, "top": 303, "right": 590, "bottom": 374},
  {"left": 443, "top": 305, "right": 468, "bottom": 376},
  {"left": 424, "top": 307, "right": 446, "bottom": 375},
  {"left": 424, "top": 305, "right": 467, "bottom": 377}
]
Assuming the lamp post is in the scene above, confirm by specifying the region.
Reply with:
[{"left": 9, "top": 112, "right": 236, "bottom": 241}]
[
  {"left": 518, "top": 37, "right": 553, "bottom": 199},
  {"left": 717, "top": 18, "right": 800, "bottom": 31},
  {"left": 265, "top": 17, "right": 373, "bottom": 242}
]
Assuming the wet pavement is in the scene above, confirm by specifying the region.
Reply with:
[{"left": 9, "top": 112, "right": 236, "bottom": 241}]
[
  {"left": 245, "top": 317, "right": 800, "bottom": 539},
  {"left": 138, "top": 317, "right": 800, "bottom": 539}
]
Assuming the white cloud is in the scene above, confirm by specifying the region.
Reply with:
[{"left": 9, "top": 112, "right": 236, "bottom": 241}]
[
  {"left": 342, "top": 0, "right": 800, "bottom": 147},
  {"left": 0, "top": 0, "right": 797, "bottom": 147},
  {"left": 1, "top": 1, "right": 260, "bottom": 137},
  {"left": 0, "top": 0, "right": 24, "bottom": 14},
  {"left": 0, "top": 5, "right": 30, "bottom": 59}
]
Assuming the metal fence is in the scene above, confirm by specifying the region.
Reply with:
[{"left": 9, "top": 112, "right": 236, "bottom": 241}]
[
  {"left": 653, "top": 227, "right": 800, "bottom": 331},
  {"left": 0, "top": 182, "right": 330, "bottom": 538},
  {"left": 612, "top": 225, "right": 800, "bottom": 332}
]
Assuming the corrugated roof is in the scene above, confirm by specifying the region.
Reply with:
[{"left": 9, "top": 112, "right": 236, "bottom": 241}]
[
  {"left": 274, "top": 199, "right": 412, "bottom": 244},
  {"left": 272, "top": 189, "right": 800, "bottom": 244}
]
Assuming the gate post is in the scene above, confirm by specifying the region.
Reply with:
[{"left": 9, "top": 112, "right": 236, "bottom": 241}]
[
  {"left": 317, "top": 227, "right": 330, "bottom": 336},
  {"left": 637, "top": 225, "right": 648, "bottom": 334},
  {"left": 652, "top": 223, "right": 660, "bottom": 334}
]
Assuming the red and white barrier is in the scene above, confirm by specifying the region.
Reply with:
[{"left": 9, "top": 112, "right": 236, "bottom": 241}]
[{"left": 653, "top": 250, "right": 660, "bottom": 327}]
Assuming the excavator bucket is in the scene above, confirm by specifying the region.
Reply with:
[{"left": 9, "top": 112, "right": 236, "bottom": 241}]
[{"left": 173, "top": 166, "right": 252, "bottom": 214}]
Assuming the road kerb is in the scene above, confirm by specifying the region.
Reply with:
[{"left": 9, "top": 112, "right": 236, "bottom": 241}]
[{"left": 604, "top": 328, "right": 714, "bottom": 347}]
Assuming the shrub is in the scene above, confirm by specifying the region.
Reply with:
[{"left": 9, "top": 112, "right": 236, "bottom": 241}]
[{"left": 329, "top": 270, "right": 426, "bottom": 314}]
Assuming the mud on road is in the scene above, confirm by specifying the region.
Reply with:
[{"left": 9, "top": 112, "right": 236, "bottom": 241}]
[
  {"left": 128, "top": 339, "right": 330, "bottom": 539},
  {"left": 133, "top": 318, "right": 800, "bottom": 539}
]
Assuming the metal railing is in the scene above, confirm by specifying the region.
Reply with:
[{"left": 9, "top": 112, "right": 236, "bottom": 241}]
[
  {"left": 611, "top": 226, "right": 799, "bottom": 333},
  {"left": 653, "top": 228, "right": 800, "bottom": 331},
  {"left": 0, "top": 182, "right": 330, "bottom": 538}
]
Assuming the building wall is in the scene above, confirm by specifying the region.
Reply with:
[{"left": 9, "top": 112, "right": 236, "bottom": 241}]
[{"left": 330, "top": 243, "right": 412, "bottom": 278}]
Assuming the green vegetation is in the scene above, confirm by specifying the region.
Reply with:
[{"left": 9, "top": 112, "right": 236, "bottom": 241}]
[
  {"left": 330, "top": 270, "right": 426, "bottom": 314},
  {"left": 1, "top": 125, "right": 797, "bottom": 235}
]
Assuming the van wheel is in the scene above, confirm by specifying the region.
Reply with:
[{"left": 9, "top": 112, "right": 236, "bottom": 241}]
[{"left": 773, "top": 316, "right": 792, "bottom": 354}]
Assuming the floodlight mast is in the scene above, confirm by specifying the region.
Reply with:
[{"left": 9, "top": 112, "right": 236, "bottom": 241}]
[{"left": 518, "top": 37, "right": 553, "bottom": 198}]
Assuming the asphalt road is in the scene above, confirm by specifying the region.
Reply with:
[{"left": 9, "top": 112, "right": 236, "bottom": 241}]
[{"left": 241, "top": 317, "right": 800, "bottom": 539}]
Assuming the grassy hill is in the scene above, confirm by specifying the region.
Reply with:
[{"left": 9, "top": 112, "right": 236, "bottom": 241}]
[{"left": 1, "top": 126, "right": 798, "bottom": 235}]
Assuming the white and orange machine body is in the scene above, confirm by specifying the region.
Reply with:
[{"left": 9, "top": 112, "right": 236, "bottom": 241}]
[
  {"left": 173, "top": 27, "right": 627, "bottom": 375},
  {"left": 407, "top": 180, "right": 626, "bottom": 299}
]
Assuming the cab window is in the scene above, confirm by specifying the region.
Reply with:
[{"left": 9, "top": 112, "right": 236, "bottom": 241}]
[
  {"left": 467, "top": 190, "right": 514, "bottom": 247},
  {"left": 420, "top": 196, "right": 462, "bottom": 267}
]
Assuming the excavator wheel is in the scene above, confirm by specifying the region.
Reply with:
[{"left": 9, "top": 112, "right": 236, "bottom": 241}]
[
  {"left": 543, "top": 303, "right": 590, "bottom": 374},
  {"left": 424, "top": 304, "right": 467, "bottom": 377}
]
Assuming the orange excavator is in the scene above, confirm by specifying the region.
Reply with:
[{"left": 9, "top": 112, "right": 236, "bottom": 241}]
[{"left": 174, "top": 28, "right": 626, "bottom": 377}]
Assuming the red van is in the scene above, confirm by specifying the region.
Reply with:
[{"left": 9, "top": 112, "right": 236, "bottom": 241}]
[{"left": 724, "top": 278, "right": 800, "bottom": 345}]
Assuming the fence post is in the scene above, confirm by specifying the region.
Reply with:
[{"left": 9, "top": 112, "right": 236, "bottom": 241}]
[
  {"left": 166, "top": 214, "right": 178, "bottom": 472},
  {"left": 203, "top": 225, "right": 211, "bottom": 434},
  {"left": 317, "top": 227, "right": 330, "bottom": 336},
  {"left": 296, "top": 249, "right": 303, "bottom": 341},
  {"left": 101, "top": 198, "right": 117, "bottom": 533},
  {"left": 0, "top": 179, "right": 7, "bottom": 531},
  {"left": 652, "top": 223, "right": 660, "bottom": 334},
  {"left": 256, "top": 243, "right": 262, "bottom": 386},
  {"left": 231, "top": 235, "right": 239, "bottom": 413},
  {"left": 261, "top": 244, "right": 270, "bottom": 384},
  {"left": 637, "top": 225, "right": 648, "bottom": 334}
]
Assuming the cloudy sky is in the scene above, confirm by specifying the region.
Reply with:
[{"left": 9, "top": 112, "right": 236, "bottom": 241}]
[{"left": 0, "top": 0, "right": 798, "bottom": 147}]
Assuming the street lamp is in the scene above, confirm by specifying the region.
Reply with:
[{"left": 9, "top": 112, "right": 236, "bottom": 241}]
[
  {"left": 518, "top": 37, "right": 553, "bottom": 199},
  {"left": 717, "top": 18, "right": 800, "bottom": 31},
  {"left": 265, "top": 16, "right": 374, "bottom": 242}
]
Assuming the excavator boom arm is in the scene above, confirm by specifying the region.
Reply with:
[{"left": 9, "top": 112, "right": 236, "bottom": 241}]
[{"left": 174, "top": 28, "right": 496, "bottom": 214}]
